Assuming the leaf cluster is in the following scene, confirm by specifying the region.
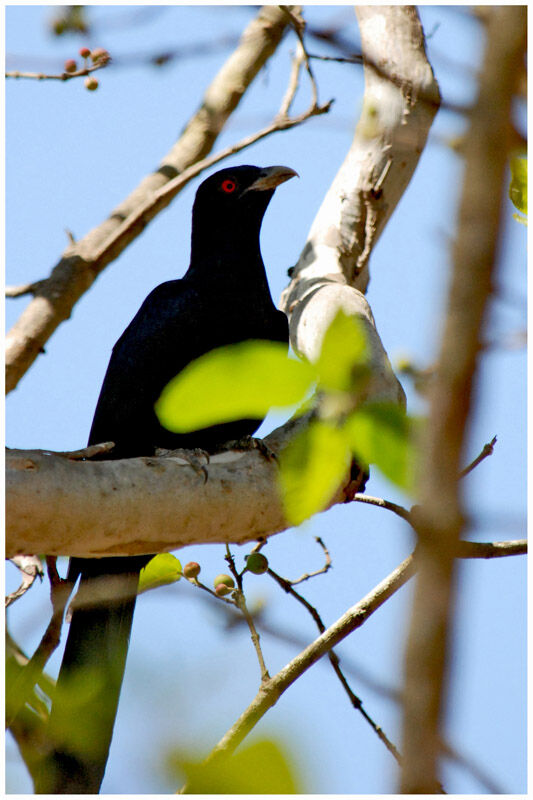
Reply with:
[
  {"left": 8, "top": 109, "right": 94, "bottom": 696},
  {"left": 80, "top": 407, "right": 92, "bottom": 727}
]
[{"left": 155, "top": 310, "right": 420, "bottom": 525}]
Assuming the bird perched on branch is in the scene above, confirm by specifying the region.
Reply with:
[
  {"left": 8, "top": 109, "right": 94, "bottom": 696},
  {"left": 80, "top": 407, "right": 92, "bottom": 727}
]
[{"left": 38, "top": 164, "right": 296, "bottom": 793}]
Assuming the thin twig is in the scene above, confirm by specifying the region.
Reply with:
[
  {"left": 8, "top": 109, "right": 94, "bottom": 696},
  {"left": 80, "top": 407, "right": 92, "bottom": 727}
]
[
  {"left": 236, "top": 593, "right": 270, "bottom": 683},
  {"left": 352, "top": 436, "right": 497, "bottom": 520},
  {"left": 50, "top": 441, "right": 116, "bottom": 460},
  {"left": 277, "top": 48, "right": 304, "bottom": 118},
  {"left": 287, "top": 536, "right": 332, "bottom": 585},
  {"left": 352, "top": 493, "right": 412, "bottom": 522},
  {"left": 6, "top": 555, "right": 44, "bottom": 607},
  {"left": 442, "top": 739, "right": 505, "bottom": 794},
  {"left": 308, "top": 51, "right": 363, "bottom": 64},
  {"left": 179, "top": 533, "right": 526, "bottom": 791},
  {"left": 280, "top": 7, "right": 319, "bottom": 108},
  {"left": 267, "top": 563, "right": 401, "bottom": 763},
  {"left": 178, "top": 552, "right": 417, "bottom": 794},
  {"left": 219, "top": 607, "right": 401, "bottom": 701},
  {"left": 6, "top": 281, "right": 47, "bottom": 298},
  {"left": 182, "top": 575, "right": 232, "bottom": 605},
  {"left": 225, "top": 545, "right": 270, "bottom": 682},
  {"left": 5, "top": 58, "right": 109, "bottom": 82},
  {"left": 459, "top": 436, "right": 497, "bottom": 478},
  {"left": 6, "top": 558, "right": 74, "bottom": 727}
]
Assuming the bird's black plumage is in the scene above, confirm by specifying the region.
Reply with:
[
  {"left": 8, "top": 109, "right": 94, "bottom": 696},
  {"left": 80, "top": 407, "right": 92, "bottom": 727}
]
[{"left": 39, "top": 165, "right": 295, "bottom": 793}]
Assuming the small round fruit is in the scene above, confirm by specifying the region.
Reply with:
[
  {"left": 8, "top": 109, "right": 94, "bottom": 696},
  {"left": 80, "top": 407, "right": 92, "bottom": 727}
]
[
  {"left": 183, "top": 562, "right": 201, "bottom": 579},
  {"left": 90, "top": 47, "right": 110, "bottom": 64},
  {"left": 215, "top": 583, "right": 232, "bottom": 597},
  {"left": 84, "top": 76, "right": 99, "bottom": 91},
  {"left": 64, "top": 59, "right": 77, "bottom": 73},
  {"left": 79, "top": 47, "right": 91, "bottom": 59},
  {"left": 213, "top": 574, "right": 235, "bottom": 590},
  {"left": 245, "top": 553, "right": 269, "bottom": 574}
]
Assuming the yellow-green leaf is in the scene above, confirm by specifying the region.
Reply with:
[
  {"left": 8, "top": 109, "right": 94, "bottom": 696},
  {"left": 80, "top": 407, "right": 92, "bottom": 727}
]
[
  {"left": 509, "top": 156, "right": 527, "bottom": 215},
  {"left": 279, "top": 419, "right": 351, "bottom": 526},
  {"left": 315, "top": 309, "right": 369, "bottom": 392},
  {"left": 343, "top": 402, "right": 418, "bottom": 493},
  {"left": 155, "top": 340, "right": 315, "bottom": 433},
  {"left": 173, "top": 738, "right": 302, "bottom": 794},
  {"left": 138, "top": 553, "right": 182, "bottom": 594}
]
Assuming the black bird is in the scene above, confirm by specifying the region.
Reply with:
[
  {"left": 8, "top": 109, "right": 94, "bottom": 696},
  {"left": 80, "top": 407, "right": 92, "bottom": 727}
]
[{"left": 39, "top": 164, "right": 296, "bottom": 793}]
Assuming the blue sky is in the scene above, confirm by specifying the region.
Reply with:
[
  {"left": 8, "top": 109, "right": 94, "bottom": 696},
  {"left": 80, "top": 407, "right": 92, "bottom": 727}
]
[{"left": 6, "top": 6, "right": 526, "bottom": 793}]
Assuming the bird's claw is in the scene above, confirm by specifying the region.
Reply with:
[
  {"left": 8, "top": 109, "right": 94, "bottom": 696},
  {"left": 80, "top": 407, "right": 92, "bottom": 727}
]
[
  {"left": 156, "top": 447, "right": 210, "bottom": 482},
  {"left": 217, "top": 435, "right": 278, "bottom": 462}
]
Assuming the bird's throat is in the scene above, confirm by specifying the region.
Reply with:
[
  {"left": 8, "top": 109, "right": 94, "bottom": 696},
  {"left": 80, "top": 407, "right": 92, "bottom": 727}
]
[{"left": 189, "top": 224, "right": 269, "bottom": 292}]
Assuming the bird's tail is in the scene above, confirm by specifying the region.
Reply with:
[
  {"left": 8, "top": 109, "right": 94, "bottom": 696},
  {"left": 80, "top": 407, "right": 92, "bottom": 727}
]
[{"left": 36, "top": 557, "right": 146, "bottom": 794}]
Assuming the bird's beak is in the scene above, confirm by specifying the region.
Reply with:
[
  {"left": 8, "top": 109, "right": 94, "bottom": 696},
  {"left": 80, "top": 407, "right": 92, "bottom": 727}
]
[{"left": 244, "top": 165, "right": 299, "bottom": 194}]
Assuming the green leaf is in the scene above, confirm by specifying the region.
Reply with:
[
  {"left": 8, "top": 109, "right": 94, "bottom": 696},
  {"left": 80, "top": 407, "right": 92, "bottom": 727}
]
[
  {"left": 315, "top": 309, "right": 369, "bottom": 392},
  {"left": 173, "top": 738, "right": 302, "bottom": 794},
  {"left": 138, "top": 553, "right": 182, "bottom": 594},
  {"left": 155, "top": 340, "right": 315, "bottom": 433},
  {"left": 279, "top": 419, "right": 351, "bottom": 526},
  {"left": 343, "top": 402, "right": 418, "bottom": 493},
  {"left": 509, "top": 156, "right": 527, "bottom": 215}
]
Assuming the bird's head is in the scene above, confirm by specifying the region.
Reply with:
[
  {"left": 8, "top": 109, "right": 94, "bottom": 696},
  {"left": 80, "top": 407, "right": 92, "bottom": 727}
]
[{"left": 192, "top": 164, "right": 298, "bottom": 237}]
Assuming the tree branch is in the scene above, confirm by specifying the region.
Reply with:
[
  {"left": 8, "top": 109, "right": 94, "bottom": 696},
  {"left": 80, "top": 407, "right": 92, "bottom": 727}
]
[
  {"left": 6, "top": 418, "right": 354, "bottom": 557},
  {"left": 267, "top": 557, "right": 400, "bottom": 763},
  {"left": 6, "top": 556, "right": 43, "bottom": 607},
  {"left": 280, "top": 5, "right": 440, "bottom": 387},
  {"left": 399, "top": 7, "right": 527, "bottom": 793},
  {"left": 456, "top": 539, "right": 527, "bottom": 559},
  {"left": 459, "top": 435, "right": 497, "bottom": 478},
  {"left": 5, "top": 5, "right": 295, "bottom": 394},
  {"left": 179, "top": 532, "right": 525, "bottom": 791},
  {"left": 179, "top": 552, "right": 417, "bottom": 792},
  {"left": 5, "top": 55, "right": 109, "bottom": 82},
  {"left": 352, "top": 493, "right": 412, "bottom": 522}
]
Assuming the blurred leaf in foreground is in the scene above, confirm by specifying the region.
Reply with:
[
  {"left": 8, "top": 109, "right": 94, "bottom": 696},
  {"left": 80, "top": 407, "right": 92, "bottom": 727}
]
[
  {"left": 155, "top": 340, "right": 315, "bottom": 433},
  {"left": 170, "top": 738, "right": 302, "bottom": 794},
  {"left": 343, "top": 402, "right": 418, "bottom": 493},
  {"left": 315, "top": 309, "right": 370, "bottom": 393},
  {"left": 279, "top": 419, "right": 351, "bottom": 526}
]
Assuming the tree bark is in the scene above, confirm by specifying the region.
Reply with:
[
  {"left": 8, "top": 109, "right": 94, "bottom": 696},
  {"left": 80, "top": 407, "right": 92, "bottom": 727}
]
[
  {"left": 281, "top": 5, "right": 439, "bottom": 371},
  {"left": 399, "top": 6, "right": 526, "bottom": 793}
]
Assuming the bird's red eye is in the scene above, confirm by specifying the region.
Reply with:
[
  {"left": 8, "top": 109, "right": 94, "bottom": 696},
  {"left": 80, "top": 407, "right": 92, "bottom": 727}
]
[{"left": 221, "top": 179, "right": 236, "bottom": 194}]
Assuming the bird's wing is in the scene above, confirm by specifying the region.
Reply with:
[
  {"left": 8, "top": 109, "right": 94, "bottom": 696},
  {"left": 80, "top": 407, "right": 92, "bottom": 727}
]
[{"left": 88, "top": 280, "right": 200, "bottom": 452}]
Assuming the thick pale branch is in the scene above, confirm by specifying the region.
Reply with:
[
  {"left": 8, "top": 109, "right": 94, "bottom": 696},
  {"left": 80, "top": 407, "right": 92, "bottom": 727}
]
[
  {"left": 5, "top": 5, "right": 295, "bottom": 394},
  {"left": 280, "top": 5, "right": 440, "bottom": 387},
  {"left": 6, "top": 447, "right": 284, "bottom": 558},
  {"left": 6, "top": 418, "right": 355, "bottom": 558}
]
